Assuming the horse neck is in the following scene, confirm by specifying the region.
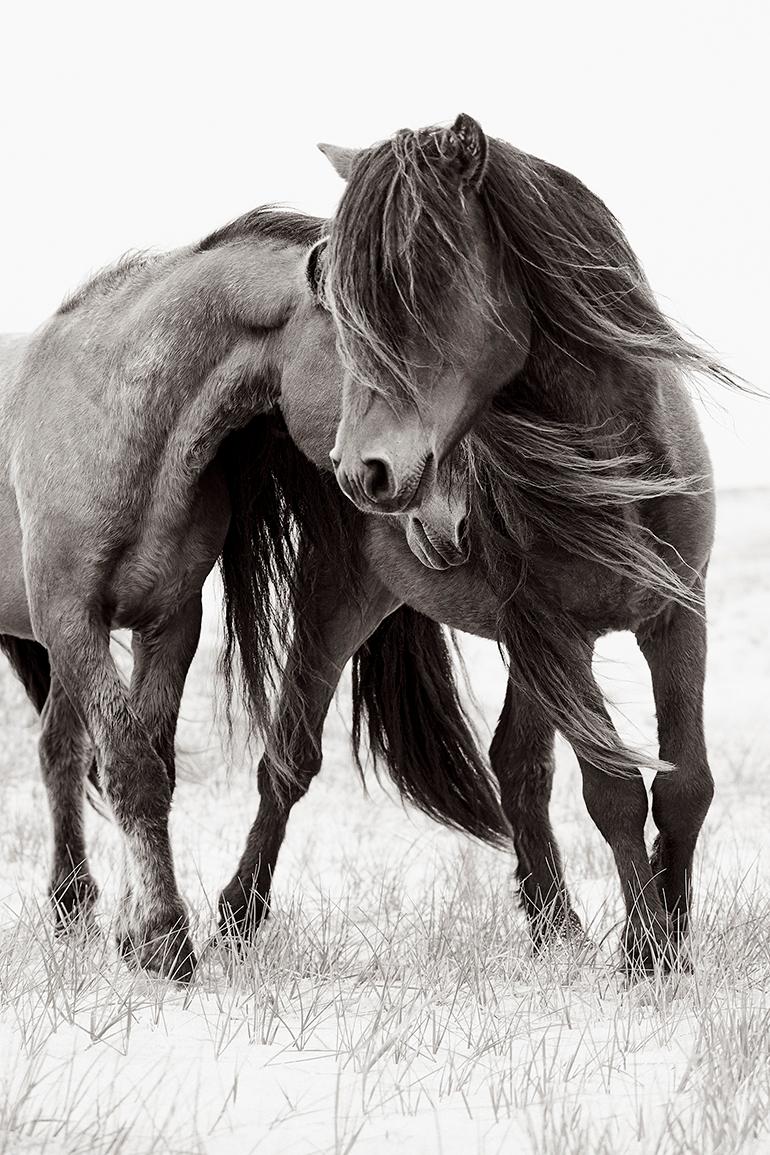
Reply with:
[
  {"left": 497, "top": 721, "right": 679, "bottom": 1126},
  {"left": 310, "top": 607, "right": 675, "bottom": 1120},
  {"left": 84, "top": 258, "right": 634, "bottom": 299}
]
[
  {"left": 513, "top": 327, "right": 658, "bottom": 434},
  {"left": 60, "top": 236, "right": 306, "bottom": 507}
]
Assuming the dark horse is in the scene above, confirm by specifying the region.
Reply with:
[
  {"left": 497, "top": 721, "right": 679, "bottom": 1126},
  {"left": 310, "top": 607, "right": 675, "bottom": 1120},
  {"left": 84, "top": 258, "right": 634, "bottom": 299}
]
[{"left": 217, "top": 116, "right": 741, "bottom": 976}]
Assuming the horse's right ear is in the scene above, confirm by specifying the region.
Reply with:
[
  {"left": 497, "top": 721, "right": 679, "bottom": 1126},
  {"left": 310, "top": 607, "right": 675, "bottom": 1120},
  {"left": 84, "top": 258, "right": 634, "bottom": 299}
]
[
  {"left": 450, "top": 113, "right": 488, "bottom": 189},
  {"left": 305, "top": 237, "right": 329, "bottom": 304},
  {"left": 318, "top": 142, "right": 360, "bottom": 181}
]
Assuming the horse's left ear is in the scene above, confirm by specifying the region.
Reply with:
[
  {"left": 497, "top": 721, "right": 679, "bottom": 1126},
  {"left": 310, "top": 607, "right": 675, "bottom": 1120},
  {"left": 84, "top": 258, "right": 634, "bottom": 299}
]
[
  {"left": 450, "top": 113, "right": 488, "bottom": 189},
  {"left": 318, "top": 142, "right": 360, "bottom": 181},
  {"left": 305, "top": 237, "right": 329, "bottom": 305}
]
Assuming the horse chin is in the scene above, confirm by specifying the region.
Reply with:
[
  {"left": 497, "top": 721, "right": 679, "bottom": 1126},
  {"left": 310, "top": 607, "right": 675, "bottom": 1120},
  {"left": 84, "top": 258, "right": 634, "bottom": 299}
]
[{"left": 406, "top": 517, "right": 468, "bottom": 572}]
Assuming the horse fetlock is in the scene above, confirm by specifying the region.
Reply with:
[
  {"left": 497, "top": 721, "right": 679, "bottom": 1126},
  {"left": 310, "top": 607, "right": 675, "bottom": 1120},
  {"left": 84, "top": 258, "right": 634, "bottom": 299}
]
[
  {"left": 218, "top": 875, "right": 271, "bottom": 943},
  {"left": 117, "top": 904, "right": 196, "bottom": 982},
  {"left": 621, "top": 909, "right": 685, "bottom": 977},
  {"left": 521, "top": 885, "right": 583, "bottom": 949},
  {"left": 49, "top": 867, "right": 99, "bottom": 930}
]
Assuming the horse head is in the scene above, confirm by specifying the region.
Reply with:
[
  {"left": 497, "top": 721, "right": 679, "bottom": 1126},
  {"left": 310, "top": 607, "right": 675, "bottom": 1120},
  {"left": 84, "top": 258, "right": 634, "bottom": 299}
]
[
  {"left": 284, "top": 247, "right": 472, "bottom": 571},
  {"left": 317, "top": 114, "right": 531, "bottom": 517}
]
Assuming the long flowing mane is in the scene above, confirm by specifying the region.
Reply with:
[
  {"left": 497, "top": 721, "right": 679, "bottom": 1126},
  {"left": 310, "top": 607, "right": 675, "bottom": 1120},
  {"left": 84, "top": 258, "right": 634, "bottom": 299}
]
[{"left": 326, "top": 128, "right": 738, "bottom": 396}]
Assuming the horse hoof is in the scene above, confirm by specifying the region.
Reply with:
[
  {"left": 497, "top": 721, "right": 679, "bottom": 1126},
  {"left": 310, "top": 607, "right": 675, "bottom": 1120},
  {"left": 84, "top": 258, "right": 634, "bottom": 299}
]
[
  {"left": 529, "top": 905, "right": 585, "bottom": 952},
  {"left": 50, "top": 874, "right": 100, "bottom": 932},
  {"left": 620, "top": 922, "right": 686, "bottom": 980},
  {"left": 117, "top": 917, "right": 197, "bottom": 983},
  {"left": 217, "top": 882, "right": 270, "bottom": 945}
]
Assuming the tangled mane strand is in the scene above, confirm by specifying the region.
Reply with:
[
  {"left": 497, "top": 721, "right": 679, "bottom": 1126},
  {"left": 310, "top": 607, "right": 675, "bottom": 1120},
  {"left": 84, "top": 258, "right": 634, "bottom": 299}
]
[{"left": 326, "top": 125, "right": 743, "bottom": 397}]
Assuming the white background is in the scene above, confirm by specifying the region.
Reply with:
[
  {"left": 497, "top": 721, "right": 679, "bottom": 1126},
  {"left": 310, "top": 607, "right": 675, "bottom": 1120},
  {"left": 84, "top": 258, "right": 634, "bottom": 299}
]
[{"left": 1, "top": 0, "right": 767, "bottom": 487}]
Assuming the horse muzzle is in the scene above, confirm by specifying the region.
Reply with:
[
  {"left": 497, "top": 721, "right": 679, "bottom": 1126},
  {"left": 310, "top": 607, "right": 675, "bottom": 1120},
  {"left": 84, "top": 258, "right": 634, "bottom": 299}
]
[{"left": 406, "top": 516, "right": 469, "bottom": 571}]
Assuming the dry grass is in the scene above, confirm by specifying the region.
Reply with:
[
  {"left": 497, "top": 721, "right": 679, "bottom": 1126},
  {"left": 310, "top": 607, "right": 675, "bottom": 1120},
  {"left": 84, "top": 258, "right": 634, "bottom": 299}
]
[{"left": 0, "top": 489, "right": 768, "bottom": 1155}]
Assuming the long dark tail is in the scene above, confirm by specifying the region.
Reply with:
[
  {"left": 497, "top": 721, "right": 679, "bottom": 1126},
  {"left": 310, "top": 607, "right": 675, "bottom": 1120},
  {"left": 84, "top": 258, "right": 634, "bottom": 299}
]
[
  {"left": 351, "top": 608, "right": 511, "bottom": 848},
  {"left": 218, "top": 412, "right": 362, "bottom": 758}
]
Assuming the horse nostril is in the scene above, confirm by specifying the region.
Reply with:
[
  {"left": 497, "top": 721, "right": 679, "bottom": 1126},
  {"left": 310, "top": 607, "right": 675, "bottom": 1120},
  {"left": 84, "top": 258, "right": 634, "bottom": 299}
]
[
  {"left": 361, "top": 456, "right": 395, "bottom": 503},
  {"left": 457, "top": 514, "right": 469, "bottom": 544}
]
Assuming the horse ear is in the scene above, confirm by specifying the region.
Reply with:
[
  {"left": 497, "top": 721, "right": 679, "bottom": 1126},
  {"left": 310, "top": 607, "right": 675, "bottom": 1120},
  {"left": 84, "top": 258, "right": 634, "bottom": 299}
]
[
  {"left": 450, "top": 113, "right": 488, "bottom": 189},
  {"left": 317, "top": 143, "right": 360, "bottom": 181},
  {"left": 305, "top": 237, "right": 329, "bottom": 305}
]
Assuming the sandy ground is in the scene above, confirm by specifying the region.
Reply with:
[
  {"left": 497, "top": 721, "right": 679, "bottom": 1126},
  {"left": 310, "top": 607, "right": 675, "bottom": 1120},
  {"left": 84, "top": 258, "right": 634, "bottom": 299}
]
[{"left": 0, "top": 488, "right": 768, "bottom": 1154}]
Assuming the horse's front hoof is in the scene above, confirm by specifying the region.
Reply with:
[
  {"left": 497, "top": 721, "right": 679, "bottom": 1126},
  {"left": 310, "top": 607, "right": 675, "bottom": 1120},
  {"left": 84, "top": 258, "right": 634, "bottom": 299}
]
[
  {"left": 117, "top": 915, "right": 197, "bottom": 983},
  {"left": 50, "top": 872, "right": 100, "bottom": 933},
  {"left": 217, "top": 878, "right": 270, "bottom": 946}
]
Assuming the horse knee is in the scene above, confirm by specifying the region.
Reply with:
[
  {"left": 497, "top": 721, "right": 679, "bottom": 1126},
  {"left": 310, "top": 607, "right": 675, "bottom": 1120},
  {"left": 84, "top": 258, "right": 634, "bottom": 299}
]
[
  {"left": 582, "top": 767, "right": 648, "bottom": 844},
  {"left": 652, "top": 763, "right": 713, "bottom": 838}
]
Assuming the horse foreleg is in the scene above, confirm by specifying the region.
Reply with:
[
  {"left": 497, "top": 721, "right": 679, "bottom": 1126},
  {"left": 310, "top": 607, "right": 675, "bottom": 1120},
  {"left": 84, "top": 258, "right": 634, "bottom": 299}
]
[
  {"left": 218, "top": 562, "right": 397, "bottom": 942},
  {"left": 490, "top": 681, "right": 582, "bottom": 947},
  {"left": 575, "top": 669, "right": 673, "bottom": 974},
  {"left": 636, "top": 588, "right": 712, "bottom": 943},
  {"left": 40, "top": 675, "right": 99, "bottom": 928}
]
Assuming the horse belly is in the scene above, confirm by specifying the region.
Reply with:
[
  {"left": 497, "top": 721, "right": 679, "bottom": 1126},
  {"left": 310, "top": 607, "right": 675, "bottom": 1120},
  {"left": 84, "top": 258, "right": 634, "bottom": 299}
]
[
  {"left": 365, "top": 521, "right": 499, "bottom": 639},
  {"left": 0, "top": 480, "right": 33, "bottom": 638}
]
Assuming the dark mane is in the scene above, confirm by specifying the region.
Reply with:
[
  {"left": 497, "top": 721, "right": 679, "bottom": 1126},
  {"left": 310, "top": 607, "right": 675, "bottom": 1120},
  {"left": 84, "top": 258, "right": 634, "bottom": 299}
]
[
  {"left": 196, "top": 206, "right": 324, "bottom": 252},
  {"left": 325, "top": 128, "right": 739, "bottom": 396},
  {"left": 58, "top": 251, "right": 163, "bottom": 314},
  {"left": 59, "top": 207, "right": 325, "bottom": 315}
]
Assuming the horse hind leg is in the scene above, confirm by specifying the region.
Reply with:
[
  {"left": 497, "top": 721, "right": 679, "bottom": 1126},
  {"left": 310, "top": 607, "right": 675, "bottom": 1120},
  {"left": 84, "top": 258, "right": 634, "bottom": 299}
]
[
  {"left": 0, "top": 635, "right": 98, "bottom": 927},
  {"left": 490, "top": 682, "right": 583, "bottom": 948},
  {"left": 575, "top": 676, "right": 675, "bottom": 975},
  {"left": 218, "top": 565, "right": 397, "bottom": 942},
  {"left": 40, "top": 676, "right": 99, "bottom": 928},
  {"left": 110, "top": 596, "right": 204, "bottom": 971},
  {"left": 129, "top": 596, "right": 203, "bottom": 793},
  {"left": 37, "top": 602, "right": 195, "bottom": 982},
  {"left": 636, "top": 588, "right": 713, "bottom": 944}
]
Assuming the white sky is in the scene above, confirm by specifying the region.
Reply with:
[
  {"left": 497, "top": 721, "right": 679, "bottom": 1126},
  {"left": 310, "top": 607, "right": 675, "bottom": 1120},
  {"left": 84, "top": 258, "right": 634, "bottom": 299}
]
[{"left": 1, "top": 0, "right": 768, "bottom": 488}]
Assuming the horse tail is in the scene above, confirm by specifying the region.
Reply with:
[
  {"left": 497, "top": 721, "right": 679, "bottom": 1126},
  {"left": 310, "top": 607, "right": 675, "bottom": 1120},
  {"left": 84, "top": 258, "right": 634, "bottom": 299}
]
[
  {"left": 351, "top": 607, "right": 511, "bottom": 848},
  {"left": 0, "top": 635, "right": 51, "bottom": 713},
  {"left": 217, "top": 412, "right": 361, "bottom": 775}
]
